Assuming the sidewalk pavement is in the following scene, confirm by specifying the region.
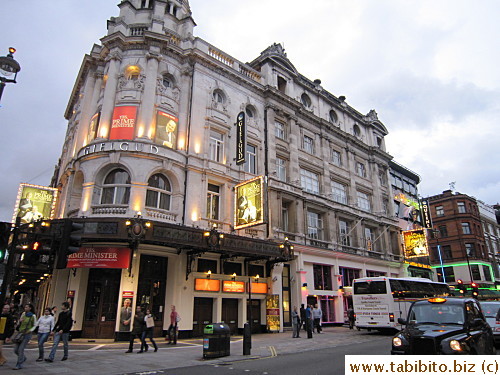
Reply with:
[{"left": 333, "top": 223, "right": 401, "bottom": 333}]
[{"left": 0, "top": 326, "right": 392, "bottom": 374}]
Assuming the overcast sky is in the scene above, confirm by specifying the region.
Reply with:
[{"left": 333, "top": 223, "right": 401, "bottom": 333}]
[{"left": 1, "top": 0, "right": 498, "bottom": 222}]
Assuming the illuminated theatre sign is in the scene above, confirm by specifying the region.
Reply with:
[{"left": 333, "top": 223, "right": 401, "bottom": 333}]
[
  {"left": 67, "top": 247, "right": 131, "bottom": 269},
  {"left": 235, "top": 111, "right": 246, "bottom": 165},
  {"left": 402, "top": 229, "right": 429, "bottom": 258},
  {"left": 13, "top": 183, "right": 58, "bottom": 224},
  {"left": 234, "top": 176, "right": 264, "bottom": 230}
]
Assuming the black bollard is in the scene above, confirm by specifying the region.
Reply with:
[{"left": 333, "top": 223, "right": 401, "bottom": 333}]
[
  {"left": 243, "top": 322, "right": 251, "bottom": 355},
  {"left": 307, "top": 318, "right": 313, "bottom": 339}
]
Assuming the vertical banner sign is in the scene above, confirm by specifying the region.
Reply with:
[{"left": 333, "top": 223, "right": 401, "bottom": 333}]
[
  {"left": 235, "top": 111, "right": 246, "bottom": 165},
  {"left": 66, "top": 290, "right": 75, "bottom": 311},
  {"left": 420, "top": 199, "right": 433, "bottom": 228},
  {"left": 109, "top": 106, "right": 137, "bottom": 140},
  {"left": 155, "top": 111, "right": 178, "bottom": 149},
  {"left": 266, "top": 295, "right": 280, "bottom": 332},
  {"left": 119, "top": 291, "right": 134, "bottom": 331}
]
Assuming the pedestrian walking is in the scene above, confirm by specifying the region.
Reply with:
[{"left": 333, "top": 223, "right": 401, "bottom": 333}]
[
  {"left": 305, "top": 304, "right": 313, "bottom": 339},
  {"left": 313, "top": 304, "right": 323, "bottom": 333},
  {"left": 141, "top": 309, "right": 158, "bottom": 352},
  {"left": 166, "top": 305, "right": 179, "bottom": 345},
  {"left": 125, "top": 306, "right": 147, "bottom": 353},
  {"left": 13, "top": 303, "right": 36, "bottom": 370},
  {"left": 299, "top": 304, "right": 306, "bottom": 332},
  {"left": 45, "top": 302, "right": 73, "bottom": 362},
  {"left": 347, "top": 307, "right": 355, "bottom": 330},
  {"left": 35, "top": 308, "right": 54, "bottom": 361},
  {"left": 291, "top": 306, "right": 301, "bottom": 338},
  {"left": 0, "top": 304, "right": 15, "bottom": 366}
]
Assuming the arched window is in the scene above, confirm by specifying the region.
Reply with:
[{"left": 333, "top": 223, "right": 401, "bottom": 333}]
[
  {"left": 245, "top": 105, "right": 255, "bottom": 118},
  {"left": 353, "top": 124, "right": 361, "bottom": 137},
  {"left": 329, "top": 110, "right": 338, "bottom": 123},
  {"left": 301, "top": 93, "right": 311, "bottom": 108},
  {"left": 125, "top": 65, "right": 141, "bottom": 81},
  {"left": 213, "top": 89, "right": 225, "bottom": 104},
  {"left": 101, "top": 169, "right": 131, "bottom": 204},
  {"left": 146, "top": 174, "right": 172, "bottom": 210},
  {"left": 162, "top": 73, "right": 175, "bottom": 89}
]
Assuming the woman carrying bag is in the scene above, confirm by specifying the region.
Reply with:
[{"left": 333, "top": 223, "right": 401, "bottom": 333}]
[{"left": 12, "top": 304, "right": 36, "bottom": 370}]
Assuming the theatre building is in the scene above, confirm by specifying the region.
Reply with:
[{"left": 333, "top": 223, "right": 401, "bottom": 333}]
[{"left": 42, "top": 0, "right": 412, "bottom": 338}]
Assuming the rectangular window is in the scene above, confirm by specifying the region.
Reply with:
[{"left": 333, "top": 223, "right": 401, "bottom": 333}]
[
  {"left": 366, "top": 270, "right": 386, "bottom": 277},
  {"left": 437, "top": 266, "right": 455, "bottom": 283},
  {"left": 483, "top": 265, "right": 492, "bottom": 282},
  {"left": 438, "top": 225, "right": 448, "bottom": 238},
  {"left": 281, "top": 204, "right": 289, "bottom": 232},
  {"left": 303, "top": 135, "right": 314, "bottom": 154},
  {"left": 357, "top": 191, "right": 371, "bottom": 211},
  {"left": 458, "top": 202, "right": 466, "bottom": 213},
  {"left": 465, "top": 243, "right": 475, "bottom": 257},
  {"left": 331, "top": 181, "right": 348, "bottom": 204},
  {"left": 300, "top": 169, "right": 320, "bottom": 194},
  {"left": 307, "top": 211, "right": 323, "bottom": 240},
  {"left": 436, "top": 205, "right": 444, "bottom": 217},
  {"left": 276, "top": 157, "right": 287, "bottom": 182},
  {"left": 364, "top": 228, "right": 373, "bottom": 250},
  {"left": 356, "top": 162, "right": 366, "bottom": 177},
  {"left": 395, "top": 176, "right": 403, "bottom": 188},
  {"left": 313, "top": 264, "right": 332, "bottom": 290},
  {"left": 339, "top": 220, "right": 351, "bottom": 246},
  {"left": 339, "top": 267, "right": 360, "bottom": 287},
  {"left": 331, "top": 149, "right": 342, "bottom": 166},
  {"left": 441, "top": 245, "right": 452, "bottom": 259},
  {"left": 198, "top": 258, "right": 218, "bottom": 273},
  {"left": 209, "top": 131, "right": 224, "bottom": 162},
  {"left": 206, "top": 183, "right": 220, "bottom": 220},
  {"left": 244, "top": 144, "right": 257, "bottom": 174},
  {"left": 471, "top": 264, "right": 481, "bottom": 281},
  {"left": 275, "top": 121, "right": 285, "bottom": 139},
  {"left": 462, "top": 222, "right": 471, "bottom": 235}
]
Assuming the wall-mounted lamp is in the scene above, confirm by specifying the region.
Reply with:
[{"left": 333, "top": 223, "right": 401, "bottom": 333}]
[
  {"left": 255, "top": 274, "right": 260, "bottom": 282},
  {"left": 272, "top": 276, "right": 278, "bottom": 282},
  {"left": 302, "top": 283, "right": 308, "bottom": 288},
  {"left": 231, "top": 273, "right": 236, "bottom": 281},
  {"left": 206, "top": 270, "right": 212, "bottom": 279}
]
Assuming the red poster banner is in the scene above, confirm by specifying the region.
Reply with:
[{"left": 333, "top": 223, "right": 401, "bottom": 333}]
[
  {"left": 109, "top": 106, "right": 137, "bottom": 140},
  {"left": 67, "top": 247, "right": 131, "bottom": 269}
]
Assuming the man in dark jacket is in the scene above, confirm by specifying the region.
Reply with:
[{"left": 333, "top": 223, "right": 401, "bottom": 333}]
[
  {"left": 299, "top": 304, "right": 306, "bottom": 331},
  {"left": 46, "top": 302, "right": 73, "bottom": 362},
  {"left": 126, "top": 306, "right": 147, "bottom": 353},
  {"left": 0, "top": 304, "right": 15, "bottom": 366}
]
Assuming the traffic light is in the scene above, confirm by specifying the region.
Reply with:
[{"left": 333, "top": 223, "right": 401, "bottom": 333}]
[
  {"left": 0, "top": 222, "right": 11, "bottom": 263},
  {"left": 456, "top": 279, "right": 466, "bottom": 295},
  {"left": 56, "top": 220, "right": 83, "bottom": 269},
  {"left": 471, "top": 282, "right": 479, "bottom": 298},
  {"left": 22, "top": 241, "right": 42, "bottom": 266}
]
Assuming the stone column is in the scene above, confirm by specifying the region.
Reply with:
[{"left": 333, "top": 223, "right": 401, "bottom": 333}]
[
  {"left": 137, "top": 52, "right": 160, "bottom": 140},
  {"left": 98, "top": 51, "right": 122, "bottom": 139}
]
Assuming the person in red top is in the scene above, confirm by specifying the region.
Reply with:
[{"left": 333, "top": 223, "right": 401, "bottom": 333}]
[{"left": 166, "top": 305, "right": 179, "bottom": 345}]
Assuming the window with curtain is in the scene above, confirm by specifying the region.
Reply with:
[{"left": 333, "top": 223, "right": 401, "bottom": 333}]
[
  {"left": 101, "top": 169, "right": 131, "bottom": 204},
  {"left": 146, "top": 174, "right": 171, "bottom": 210}
]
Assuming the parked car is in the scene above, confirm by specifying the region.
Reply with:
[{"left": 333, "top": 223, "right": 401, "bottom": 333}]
[
  {"left": 479, "top": 301, "right": 500, "bottom": 345},
  {"left": 392, "top": 297, "right": 494, "bottom": 355}
]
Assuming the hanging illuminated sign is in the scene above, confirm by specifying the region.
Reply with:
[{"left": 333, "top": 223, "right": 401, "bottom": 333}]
[
  {"left": 402, "top": 229, "right": 429, "bottom": 258},
  {"left": 235, "top": 111, "right": 246, "bottom": 165},
  {"left": 249, "top": 282, "right": 268, "bottom": 294},
  {"left": 12, "top": 183, "right": 58, "bottom": 224},
  {"left": 234, "top": 176, "right": 265, "bottom": 230},
  {"left": 420, "top": 199, "right": 433, "bottom": 228}
]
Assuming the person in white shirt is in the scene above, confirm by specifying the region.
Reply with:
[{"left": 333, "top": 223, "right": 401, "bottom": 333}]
[
  {"left": 312, "top": 304, "right": 323, "bottom": 333},
  {"left": 35, "top": 308, "right": 55, "bottom": 361}
]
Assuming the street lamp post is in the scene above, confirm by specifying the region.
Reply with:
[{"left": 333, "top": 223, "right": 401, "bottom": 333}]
[{"left": 0, "top": 47, "right": 21, "bottom": 102}]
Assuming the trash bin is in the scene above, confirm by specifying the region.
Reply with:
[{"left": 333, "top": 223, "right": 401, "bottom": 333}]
[{"left": 203, "top": 323, "right": 231, "bottom": 359}]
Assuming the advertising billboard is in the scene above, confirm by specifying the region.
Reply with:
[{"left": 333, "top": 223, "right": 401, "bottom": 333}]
[
  {"left": 155, "top": 111, "right": 178, "bottom": 149},
  {"left": 87, "top": 112, "right": 100, "bottom": 144},
  {"left": 109, "top": 106, "right": 137, "bottom": 140},
  {"left": 402, "top": 229, "right": 429, "bottom": 258},
  {"left": 420, "top": 198, "right": 433, "bottom": 228},
  {"left": 13, "top": 183, "right": 58, "bottom": 224},
  {"left": 67, "top": 247, "right": 131, "bottom": 269},
  {"left": 234, "top": 176, "right": 264, "bottom": 230}
]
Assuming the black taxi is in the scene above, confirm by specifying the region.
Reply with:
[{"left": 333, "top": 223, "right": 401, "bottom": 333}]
[{"left": 392, "top": 297, "right": 494, "bottom": 355}]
